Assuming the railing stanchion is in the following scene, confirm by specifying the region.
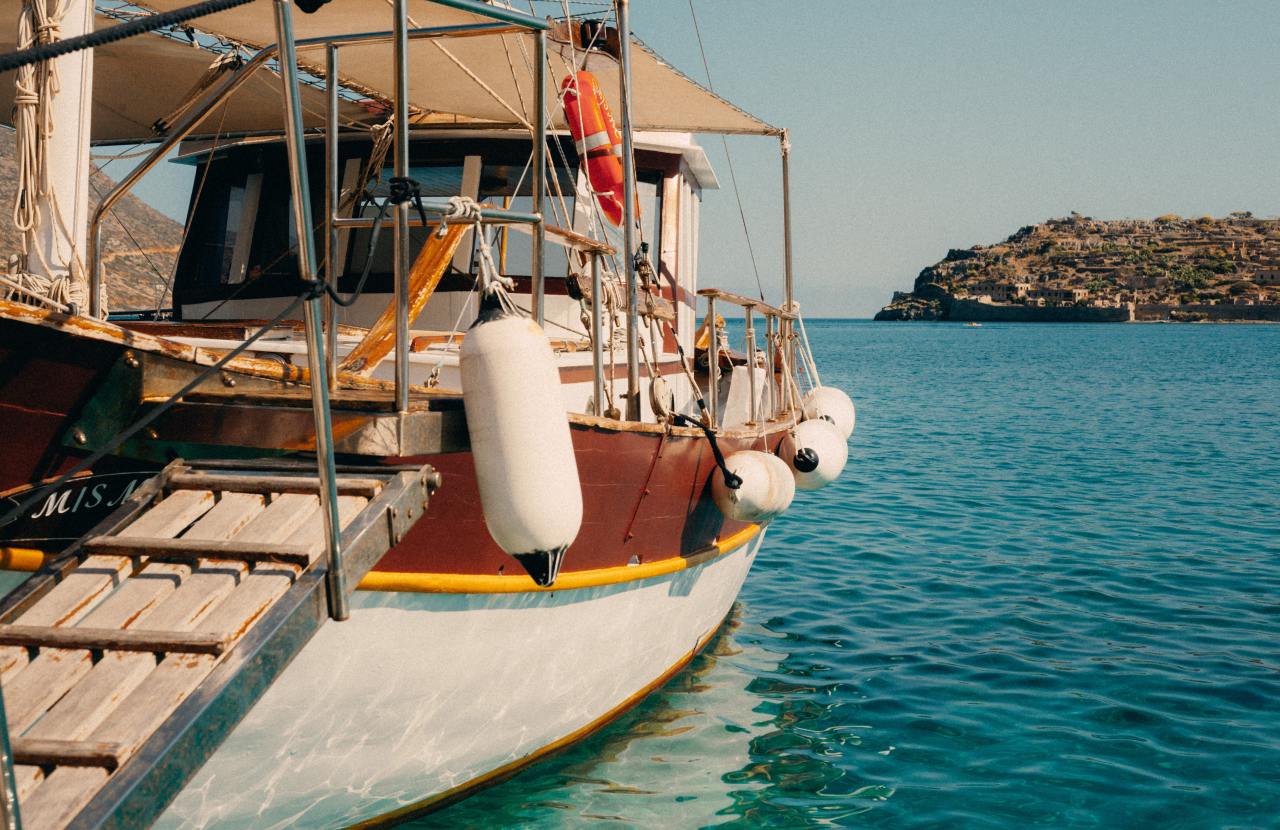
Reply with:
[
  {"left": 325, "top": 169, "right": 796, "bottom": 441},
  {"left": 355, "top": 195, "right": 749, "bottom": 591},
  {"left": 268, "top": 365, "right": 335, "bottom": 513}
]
[
  {"left": 392, "top": 0, "right": 411, "bottom": 413},
  {"left": 531, "top": 29, "right": 547, "bottom": 326},
  {"left": 706, "top": 295, "right": 718, "bottom": 429},
  {"left": 324, "top": 43, "right": 340, "bottom": 387},
  {"left": 273, "top": 0, "right": 347, "bottom": 621},
  {"left": 591, "top": 251, "right": 605, "bottom": 416},
  {"left": 744, "top": 304, "right": 758, "bottom": 426},
  {"left": 765, "top": 313, "right": 777, "bottom": 419}
]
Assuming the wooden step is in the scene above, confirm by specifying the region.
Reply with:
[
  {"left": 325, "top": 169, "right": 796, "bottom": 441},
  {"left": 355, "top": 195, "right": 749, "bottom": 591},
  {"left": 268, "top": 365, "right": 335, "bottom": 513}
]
[
  {"left": 167, "top": 472, "right": 385, "bottom": 498},
  {"left": 10, "top": 740, "right": 126, "bottom": 771},
  {"left": 0, "top": 458, "right": 440, "bottom": 829},
  {"left": 81, "top": 536, "right": 313, "bottom": 568},
  {"left": 0, "top": 626, "right": 230, "bottom": 656}
]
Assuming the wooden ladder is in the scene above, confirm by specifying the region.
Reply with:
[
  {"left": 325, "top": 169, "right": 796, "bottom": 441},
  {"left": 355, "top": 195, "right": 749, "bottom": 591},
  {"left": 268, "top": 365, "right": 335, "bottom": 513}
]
[{"left": 0, "top": 458, "right": 439, "bottom": 830}]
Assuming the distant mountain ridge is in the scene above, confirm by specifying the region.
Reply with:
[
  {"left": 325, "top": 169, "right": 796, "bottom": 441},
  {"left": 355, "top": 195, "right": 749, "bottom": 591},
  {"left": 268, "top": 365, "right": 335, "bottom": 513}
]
[
  {"left": 0, "top": 129, "right": 182, "bottom": 311},
  {"left": 877, "top": 213, "right": 1280, "bottom": 322}
]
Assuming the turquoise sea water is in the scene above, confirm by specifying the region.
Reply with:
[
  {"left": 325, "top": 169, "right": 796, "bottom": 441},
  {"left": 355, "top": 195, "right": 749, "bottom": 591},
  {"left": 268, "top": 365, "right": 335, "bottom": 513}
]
[{"left": 416, "top": 321, "right": 1280, "bottom": 828}]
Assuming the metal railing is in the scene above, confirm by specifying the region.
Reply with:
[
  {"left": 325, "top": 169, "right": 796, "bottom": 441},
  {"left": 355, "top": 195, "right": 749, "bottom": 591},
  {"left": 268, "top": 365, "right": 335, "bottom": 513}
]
[{"left": 697, "top": 288, "right": 797, "bottom": 429}]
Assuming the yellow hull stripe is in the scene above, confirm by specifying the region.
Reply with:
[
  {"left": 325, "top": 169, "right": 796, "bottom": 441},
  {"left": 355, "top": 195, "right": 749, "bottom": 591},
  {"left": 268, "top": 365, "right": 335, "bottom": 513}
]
[
  {"left": 348, "top": 617, "right": 728, "bottom": 828},
  {"left": 1, "top": 526, "right": 762, "bottom": 596},
  {"left": 355, "top": 523, "right": 761, "bottom": 595}
]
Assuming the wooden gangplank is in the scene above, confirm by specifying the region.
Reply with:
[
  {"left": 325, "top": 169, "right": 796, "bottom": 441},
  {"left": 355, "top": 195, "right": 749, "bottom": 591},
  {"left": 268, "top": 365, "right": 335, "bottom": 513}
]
[{"left": 0, "top": 458, "right": 438, "bottom": 830}]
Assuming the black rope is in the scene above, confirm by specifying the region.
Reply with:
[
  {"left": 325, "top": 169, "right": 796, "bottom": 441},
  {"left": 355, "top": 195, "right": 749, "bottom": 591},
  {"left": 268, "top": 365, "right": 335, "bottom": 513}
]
[
  {"left": 670, "top": 412, "right": 742, "bottom": 490},
  {"left": 0, "top": 0, "right": 257, "bottom": 74},
  {"left": 0, "top": 291, "right": 312, "bottom": 533},
  {"left": 309, "top": 174, "right": 428, "bottom": 309}
]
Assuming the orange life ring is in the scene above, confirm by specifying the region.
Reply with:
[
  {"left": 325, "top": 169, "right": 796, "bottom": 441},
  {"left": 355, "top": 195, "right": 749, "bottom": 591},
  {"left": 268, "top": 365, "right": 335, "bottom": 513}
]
[{"left": 561, "top": 71, "right": 628, "bottom": 227}]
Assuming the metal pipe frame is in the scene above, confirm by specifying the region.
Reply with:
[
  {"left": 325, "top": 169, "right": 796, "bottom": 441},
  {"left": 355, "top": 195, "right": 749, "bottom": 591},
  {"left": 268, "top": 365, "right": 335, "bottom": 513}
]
[
  {"left": 617, "top": 0, "right": 641, "bottom": 421},
  {"left": 392, "top": 0, "right": 411, "bottom": 413},
  {"left": 272, "top": 0, "right": 347, "bottom": 622},
  {"left": 744, "top": 306, "right": 759, "bottom": 426},
  {"left": 779, "top": 129, "right": 798, "bottom": 416},
  {"left": 706, "top": 295, "right": 718, "bottom": 429},
  {"left": 765, "top": 313, "right": 776, "bottom": 420},
  {"left": 530, "top": 30, "right": 547, "bottom": 325},
  {"left": 87, "top": 20, "right": 542, "bottom": 317},
  {"left": 590, "top": 251, "right": 604, "bottom": 416},
  {"left": 331, "top": 209, "right": 541, "bottom": 229},
  {"left": 324, "top": 44, "right": 340, "bottom": 387},
  {"left": 0, "top": 677, "right": 19, "bottom": 829}
]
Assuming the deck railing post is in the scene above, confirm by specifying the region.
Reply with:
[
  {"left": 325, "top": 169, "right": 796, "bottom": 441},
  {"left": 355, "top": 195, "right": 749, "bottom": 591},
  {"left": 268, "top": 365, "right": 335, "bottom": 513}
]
[
  {"left": 273, "top": 0, "right": 348, "bottom": 621},
  {"left": 531, "top": 29, "right": 547, "bottom": 326},
  {"left": 325, "top": 44, "right": 340, "bottom": 387},
  {"left": 779, "top": 129, "right": 798, "bottom": 415},
  {"left": 706, "top": 295, "right": 718, "bottom": 428},
  {"left": 765, "top": 313, "right": 776, "bottom": 419},
  {"left": 590, "top": 251, "right": 605, "bottom": 415},
  {"left": 744, "top": 304, "right": 758, "bottom": 426},
  {"left": 0, "top": 677, "right": 20, "bottom": 830},
  {"left": 391, "top": 0, "right": 412, "bottom": 414},
  {"left": 617, "top": 0, "right": 641, "bottom": 421}
]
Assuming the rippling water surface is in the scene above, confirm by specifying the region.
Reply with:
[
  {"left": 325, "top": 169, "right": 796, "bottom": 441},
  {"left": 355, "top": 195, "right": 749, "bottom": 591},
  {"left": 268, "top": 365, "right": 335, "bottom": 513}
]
[{"left": 416, "top": 321, "right": 1280, "bottom": 828}]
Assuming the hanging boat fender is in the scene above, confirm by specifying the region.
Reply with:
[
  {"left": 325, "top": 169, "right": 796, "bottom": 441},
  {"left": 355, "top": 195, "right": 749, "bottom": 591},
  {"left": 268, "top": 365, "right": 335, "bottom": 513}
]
[
  {"left": 802, "top": 386, "right": 856, "bottom": 439},
  {"left": 781, "top": 418, "right": 848, "bottom": 491},
  {"left": 562, "top": 70, "right": 626, "bottom": 227},
  {"left": 460, "top": 299, "right": 583, "bottom": 586},
  {"left": 711, "top": 451, "right": 795, "bottom": 524}
]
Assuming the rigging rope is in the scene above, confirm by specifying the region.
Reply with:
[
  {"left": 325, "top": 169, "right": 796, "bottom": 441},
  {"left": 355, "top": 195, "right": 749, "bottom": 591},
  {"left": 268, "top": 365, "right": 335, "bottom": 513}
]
[
  {"left": 0, "top": 0, "right": 256, "bottom": 73},
  {"left": 686, "top": 0, "right": 765, "bottom": 301}
]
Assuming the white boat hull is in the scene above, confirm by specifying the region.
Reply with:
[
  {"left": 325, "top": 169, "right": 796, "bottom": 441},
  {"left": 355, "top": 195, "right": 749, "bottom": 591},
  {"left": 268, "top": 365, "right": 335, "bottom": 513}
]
[{"left": 151, "top": 530, "right": 764, "bottom": 828}]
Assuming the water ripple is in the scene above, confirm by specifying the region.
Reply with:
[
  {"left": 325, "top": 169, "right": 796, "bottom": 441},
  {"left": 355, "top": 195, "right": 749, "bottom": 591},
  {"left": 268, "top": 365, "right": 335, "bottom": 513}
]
[{"left": 416, "top": 323, "right": 1280, "bottom": 828}]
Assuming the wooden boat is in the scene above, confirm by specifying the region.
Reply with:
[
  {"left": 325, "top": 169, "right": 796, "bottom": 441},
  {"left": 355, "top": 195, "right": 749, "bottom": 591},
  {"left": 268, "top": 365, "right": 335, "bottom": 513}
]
[{"left": 0, "top": 1, "right": 854, "bottom": 826}]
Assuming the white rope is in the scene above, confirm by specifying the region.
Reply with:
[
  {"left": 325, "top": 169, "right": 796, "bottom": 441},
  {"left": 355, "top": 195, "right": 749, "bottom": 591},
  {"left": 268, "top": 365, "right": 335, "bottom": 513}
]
[
  {"left": 9, "top": 0, "right": 94, "bottom": 314},
  {"left": 792, "top": 304, "right": 822, "bottom": 387}
]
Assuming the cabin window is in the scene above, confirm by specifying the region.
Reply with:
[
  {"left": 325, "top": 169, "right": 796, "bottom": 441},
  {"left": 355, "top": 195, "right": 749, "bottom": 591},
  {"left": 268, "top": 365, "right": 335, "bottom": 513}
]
[{"left": 172, "top": 138, "right": 675, "bottom": 315}]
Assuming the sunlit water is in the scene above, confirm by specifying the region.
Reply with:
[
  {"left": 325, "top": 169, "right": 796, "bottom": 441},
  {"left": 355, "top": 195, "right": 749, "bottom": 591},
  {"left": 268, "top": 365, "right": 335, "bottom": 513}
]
[{"left": 413, "top": 321, "right": 1280, "bottom": 828}]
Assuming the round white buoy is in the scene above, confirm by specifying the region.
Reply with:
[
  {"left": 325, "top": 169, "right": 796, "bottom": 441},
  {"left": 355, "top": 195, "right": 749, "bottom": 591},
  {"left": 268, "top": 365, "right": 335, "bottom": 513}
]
[
  {"left": 461, "top": 304, "right": 583, "bottom": 585},
  {"left": 780, "top": 418, "right": 848, "bottom": 490},
  {"left": 711, "top": 450, "right": 795, "bottom": 523},
  {"left": 802, "top": 386, "right": 856, "bottom": 439}
]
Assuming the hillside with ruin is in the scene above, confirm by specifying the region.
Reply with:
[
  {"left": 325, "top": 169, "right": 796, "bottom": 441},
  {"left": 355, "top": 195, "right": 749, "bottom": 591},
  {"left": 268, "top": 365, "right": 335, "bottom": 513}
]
[
  {"left": 0, "top": 129, "right": 181, "bottom": 311},
  {"left": 877, "top": 213, "right": 1280, "bottom": 322}
]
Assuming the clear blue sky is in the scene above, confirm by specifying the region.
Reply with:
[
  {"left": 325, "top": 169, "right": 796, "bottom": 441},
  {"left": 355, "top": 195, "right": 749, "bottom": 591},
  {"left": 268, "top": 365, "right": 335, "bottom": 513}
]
[{"left": 107, "top": 0, "right": 1280, "bottom": 317}]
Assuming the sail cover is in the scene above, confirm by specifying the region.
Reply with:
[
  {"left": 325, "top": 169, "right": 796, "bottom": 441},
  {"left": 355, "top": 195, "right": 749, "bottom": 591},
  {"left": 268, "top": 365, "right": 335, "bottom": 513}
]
[{"left": 0, "top": 0, "right": 777, "bottom": 142}]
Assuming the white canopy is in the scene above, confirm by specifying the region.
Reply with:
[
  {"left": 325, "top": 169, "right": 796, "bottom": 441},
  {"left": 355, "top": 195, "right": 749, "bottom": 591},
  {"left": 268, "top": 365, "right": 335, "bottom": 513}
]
[{"left": 0, "top": 0, "right": 778, "bottom": 142}]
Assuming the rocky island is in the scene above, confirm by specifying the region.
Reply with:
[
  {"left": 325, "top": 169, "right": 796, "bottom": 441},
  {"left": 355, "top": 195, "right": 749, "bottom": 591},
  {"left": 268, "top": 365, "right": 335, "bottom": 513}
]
[{"left": 877, "top": 213, "right": 1280, "bottom": 322}]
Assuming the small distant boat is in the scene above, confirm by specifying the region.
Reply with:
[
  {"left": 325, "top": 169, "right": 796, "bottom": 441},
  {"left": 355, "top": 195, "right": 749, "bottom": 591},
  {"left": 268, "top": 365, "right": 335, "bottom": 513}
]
[{"left": 965, "top": 322, "right": 983, "bottom": 327}]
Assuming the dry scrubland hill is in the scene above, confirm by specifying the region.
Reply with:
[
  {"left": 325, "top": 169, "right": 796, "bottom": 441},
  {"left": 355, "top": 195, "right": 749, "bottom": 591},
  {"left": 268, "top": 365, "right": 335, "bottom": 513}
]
[
  {"left": 0, "top": 129, "right": 182, "bottom": 310},
  {"left": 879, "top": 213, "right": 1280, "bottom": 321}
]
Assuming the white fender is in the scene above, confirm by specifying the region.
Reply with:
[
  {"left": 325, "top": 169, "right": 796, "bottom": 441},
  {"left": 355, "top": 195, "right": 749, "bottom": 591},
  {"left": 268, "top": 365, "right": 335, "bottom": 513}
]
[
  {"left": 802, "top": 386, "right": 856, "bottom": 439},
  {"left": 781, "top": 418, "right": 848, "bottom": 490},
  {"left": 712, "top": 451, "right": 795, "bottom": 523},
  {"left": 461, "top": 306, "right": 583, "bottom": 585}
]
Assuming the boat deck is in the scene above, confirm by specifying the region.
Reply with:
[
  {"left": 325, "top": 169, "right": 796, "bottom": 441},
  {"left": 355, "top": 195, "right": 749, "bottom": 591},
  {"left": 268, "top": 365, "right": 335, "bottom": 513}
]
[{"left": 0, "top": 459, "right": 438, "bottom": 829}]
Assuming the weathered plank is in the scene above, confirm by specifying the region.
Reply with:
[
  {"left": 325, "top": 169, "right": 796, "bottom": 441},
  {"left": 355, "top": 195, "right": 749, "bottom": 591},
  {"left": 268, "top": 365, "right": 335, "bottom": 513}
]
[
  {"left": 81, "top": 537, "right": 312, "bottom": 568},
  {"left": 11, "top": 739, "right": 126, "bottom": 771},
  {"left": 5, "top": 492, "right": 263, "bottom": 820},
  {"left": 0, "top": 490, "right": 213, "bottom": 679},
  {"left": 20, "top": 493, "right": 365, "bottom": 828},
  {"left": 0, "top": 626, "right": 229, "bottom": 655},
  {"left": 168, "top": 472, "right": 384, "bottom": 499}
]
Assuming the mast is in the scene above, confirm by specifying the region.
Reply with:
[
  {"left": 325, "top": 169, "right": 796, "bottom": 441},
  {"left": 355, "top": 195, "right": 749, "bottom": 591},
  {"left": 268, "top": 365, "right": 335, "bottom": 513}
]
[
  {"left": 15, "top": 0, "right": 96, "bottom": 313},
  {"left": 617, "top": 0, "right": 641, "bottom": 420}
]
